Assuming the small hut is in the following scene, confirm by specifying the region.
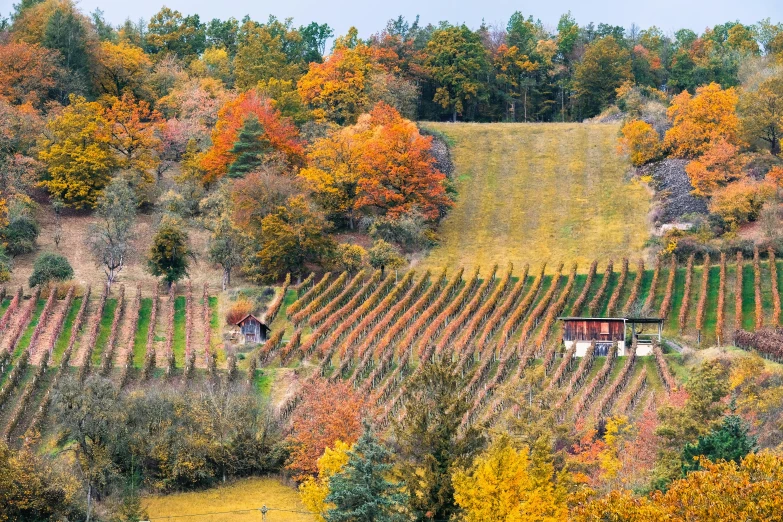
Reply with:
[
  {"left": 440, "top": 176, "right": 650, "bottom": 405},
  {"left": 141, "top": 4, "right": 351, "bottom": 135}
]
[
  {"left": 558, "top": 317, "right": 663, "bottom": 356},
  {"left": 234, "top": 314, "right": 270, "bottom": 345}
]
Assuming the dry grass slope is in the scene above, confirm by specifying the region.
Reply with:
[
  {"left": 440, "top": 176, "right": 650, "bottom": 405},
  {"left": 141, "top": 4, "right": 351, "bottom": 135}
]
[{"left": 418, "top": 122, "right": 651, "bottom": 273}]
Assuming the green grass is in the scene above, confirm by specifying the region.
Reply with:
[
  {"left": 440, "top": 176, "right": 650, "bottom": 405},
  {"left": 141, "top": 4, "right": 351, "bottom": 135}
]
[
  {"left": 599, "top": 270, "right": 620, "bottom": 316},
  {"left": 702, "top": 266, "right": 721, "bottom": 345},
  {"left": 209, "top": 296, "right": 219, "bottom": 330},
  {"left": 584, "top": 272, "right": 604, "bottom": 317},
  {"left": 255, "top": 368, "right": 276, "bottom": 398},
  {"left": 665, "top": 268, "right": 687, "bottom": 335},
  {"left": 418, "top": 123, "right": 650, "bottom": 274},
  {"left": 563, "top": 274, "right": 588, "bottom": 316},
  {"left": 742, "top": 264, "right": 756, "bottom": 331},
  {"left": 13, "top": 299, "right": 45, "bottom": 358},
  {"left": 0, "top": 298, "right": 10, "bottom": 318},
  {"left": 760, "top": 260, "right": 774, "bottom": 326},
  {"left": 635, "top": 269, "right": 654, "bottom": 312},
  {"left": 133, "top": 298, "right": 152, "bottom": 368},
  {"left": 173, "top": 296, "right": 186, "bottom": 368},
  {"left": 91, "top": 299, "right": 118, "bottom": 366},
  {"left": 51, "top": 297, "right": 82, "bottom": 365}
]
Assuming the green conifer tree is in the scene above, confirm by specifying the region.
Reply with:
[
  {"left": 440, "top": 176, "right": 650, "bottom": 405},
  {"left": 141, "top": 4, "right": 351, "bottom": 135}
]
[
  {"left": 325, "top": 421, "right": 408, "bottom": 522},
  {"left": 681, "top": 414, "right": 757, "bottom": 474},
  {"left": 227, "top": 114, "right": 270, "bottom": 178}
]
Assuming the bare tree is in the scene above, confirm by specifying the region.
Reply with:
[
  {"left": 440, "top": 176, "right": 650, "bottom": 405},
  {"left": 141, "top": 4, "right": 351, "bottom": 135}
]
[{"left": 87, "top": 178, "right": 137, "bottom": 289}]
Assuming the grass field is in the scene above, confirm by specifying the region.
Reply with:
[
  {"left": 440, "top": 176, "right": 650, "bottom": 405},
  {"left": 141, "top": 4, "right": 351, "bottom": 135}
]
[
  {"left": 143, "top": 477, "right": 314, "bottom": 522},
  {"left": 418, "top": 122, "right": 651, "bottom": 273}
]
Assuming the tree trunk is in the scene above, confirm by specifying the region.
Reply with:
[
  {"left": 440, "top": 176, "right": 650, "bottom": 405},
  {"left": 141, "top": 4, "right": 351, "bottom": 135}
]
[
  {"left": 772, "top": 136, "right": 781, "bottom": 156},
  {"left": 452, "top": 107, "right": 457, "bottom": 123},
  {"left": 86, "top": 484, "right": 92, "bottom": 522},
  {"left": 349, "top": 209, "right": 354, "bottom": 230},
  {"left": 222, "top": 267, "right": 230, "bottom": 291}
]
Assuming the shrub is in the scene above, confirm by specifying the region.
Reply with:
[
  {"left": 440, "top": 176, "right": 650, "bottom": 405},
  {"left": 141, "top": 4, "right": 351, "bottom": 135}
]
[
  {"left": 2, "top": 215, "right": 39, "bottom": 256},
  {"left": 336, "top": 244, "right": 367, "bottom": 273},
  {"left": 226, "top": 296, "right": 253, "bottom": 326},
  {"left": 619, "top": 119, "right": 662, "bottom": 166},
  {"left": 367, "top": 240, "right": 405, "bottom": 274},
  {"left": 0, "top": 245, "right": 10, "bottom": 283},
  {"left": 709, "top": 180, "right": 773, "bottom": 227},
  {"left": 29, "top": 252, "right": 74, "bottom": 288},
  {"left": 368, "top": 210, "right": 435, "bottom": 251}
]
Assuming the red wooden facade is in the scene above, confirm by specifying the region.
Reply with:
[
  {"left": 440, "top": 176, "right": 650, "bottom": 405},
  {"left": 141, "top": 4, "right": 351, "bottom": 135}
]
[{"left": 562, "top": 318, "right": 625, "bottom": 342}]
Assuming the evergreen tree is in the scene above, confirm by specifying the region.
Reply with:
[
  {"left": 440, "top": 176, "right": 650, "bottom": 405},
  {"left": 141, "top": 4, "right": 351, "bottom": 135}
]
[
  {"left": 227, "top": 115, "right": 271, "bottom": 178},
  {"left": 393, "top": 362, "right": 485, "bottom": 522},
  {"left": 325, "top": 421, "right": 408, "bottom": 522},
  {"left": 681, "top": 414, "right": 757, "bottom": 474}
]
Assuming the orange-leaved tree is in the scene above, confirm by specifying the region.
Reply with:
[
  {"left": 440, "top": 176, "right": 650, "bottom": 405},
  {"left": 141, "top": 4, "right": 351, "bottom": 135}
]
[
  {"left": 684, "top": 139, "right": 744, "bottom": 196},
  {"left": 297, "top": 32, "right": 378, "bottom": 125},
  {"left": 0, "top": 40, "right": 63, "bottom": 109},
  {"left": 664, "top": 82, "right": 740, "bottom": 158},
  {"left": 200, "top": 90, "right": 304, "bottom": 183},
  {"left": 287, "top": 378, "right": 366, "bottom": 481},
  {"left": 103, "top": 92, "right": 162, "bottom": 174},
  {"left": 354, "top": 102, "right": 453, "bottom": 220},
  {"left": 618, "top": 119, "right": 662, "bottom": 166}
]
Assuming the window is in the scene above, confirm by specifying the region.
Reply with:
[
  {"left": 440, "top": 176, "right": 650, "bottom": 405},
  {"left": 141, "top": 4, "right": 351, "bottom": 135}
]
[{"left": 601, "top": 322, "right": 610, "bottom": 335}]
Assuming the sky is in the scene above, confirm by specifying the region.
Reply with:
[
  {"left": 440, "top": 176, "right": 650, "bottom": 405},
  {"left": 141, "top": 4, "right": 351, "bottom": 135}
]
[{"left": 71, "top": 0, "right": 782, "bottom": 38}]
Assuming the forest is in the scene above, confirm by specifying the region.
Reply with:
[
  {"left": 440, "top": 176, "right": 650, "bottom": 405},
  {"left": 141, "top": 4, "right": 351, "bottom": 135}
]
[{"left": 2, "top": 0, "right": 783, "bottom": 520}]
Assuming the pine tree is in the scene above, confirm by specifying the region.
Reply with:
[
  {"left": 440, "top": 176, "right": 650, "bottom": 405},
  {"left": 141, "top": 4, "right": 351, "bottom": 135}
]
[
  {"left": 681, "top": 414, "right": 757, "bottom": 474},
  {"left": 227, "top": 114, "right": 270, "bottom": 178},
  {"left": 324, "top": 421, "right": 408, "bottom": 522}
]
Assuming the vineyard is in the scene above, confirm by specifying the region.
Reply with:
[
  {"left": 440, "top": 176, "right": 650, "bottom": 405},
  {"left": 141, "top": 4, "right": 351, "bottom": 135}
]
[{"left": 1, "top": 247, "right": 781, "bottom": 444}]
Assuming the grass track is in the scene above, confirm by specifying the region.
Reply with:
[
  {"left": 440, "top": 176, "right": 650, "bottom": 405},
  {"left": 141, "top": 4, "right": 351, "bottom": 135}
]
[
  {"left": 173, "top": 296, "right": 186, "bottom": 368},
  {"left": 91, "top": 299, "right": 117, "bottom": 366},
  {"left": 418, "top": 123, "right": 650, "bottom": 273},
  {"left": 13, "top": 300, "right": 45, "bottom": 359},
  {"left": 51, "top": 297, "right": 82, "bottom": 365},
  {"left": 133, "top": 298, "right": 152, "bottom": 368}
]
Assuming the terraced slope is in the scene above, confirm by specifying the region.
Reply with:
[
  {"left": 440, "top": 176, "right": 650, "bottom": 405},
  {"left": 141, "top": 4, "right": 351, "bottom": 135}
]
[{"left": 418, "top": 123, "right": 651, "bottom": 273}]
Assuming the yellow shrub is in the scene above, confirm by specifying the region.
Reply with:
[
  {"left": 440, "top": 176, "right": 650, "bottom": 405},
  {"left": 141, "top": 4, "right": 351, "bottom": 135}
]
[
  {"left": 709, "top": 180, "right": 774, "bottom": 226},
  {"left": 618, "top": 119, "right": 661, "bottom": 166}
]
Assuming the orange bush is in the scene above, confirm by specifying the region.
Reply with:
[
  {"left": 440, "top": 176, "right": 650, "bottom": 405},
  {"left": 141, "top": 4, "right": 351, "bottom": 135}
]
[
  {"left": 709, "top": 180, "right": 773, "bottom": 226},
  {"left": 684, "top": 139, "right": 744, "bottom": 196},
  {"left": 618, "top": 119, "right": 661, "bottom": 166},
  {"left": 225, "top": 297, "right": 253, "bottom": 325}
]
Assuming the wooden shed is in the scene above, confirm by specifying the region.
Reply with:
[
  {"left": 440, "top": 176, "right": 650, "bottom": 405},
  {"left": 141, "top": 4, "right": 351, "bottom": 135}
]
[
  {"left": 234, "top": 314, "right": 270, "bottom": 345},
  {"left": 558, "top": 317, "right": 663, "bottom": 357}
]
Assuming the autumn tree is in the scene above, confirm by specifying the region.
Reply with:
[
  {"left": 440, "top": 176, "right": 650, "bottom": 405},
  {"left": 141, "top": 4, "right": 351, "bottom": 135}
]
[
  {"left": 200, "top": 185, "right": 249, "bottom": 290},
  {"left": 573, "top": 36, "right": 632, "bottom": 118},
  {"left": 104, "top": 92, "right": 162, "bottom": 174},
  {"left": 230, "top": 169, "right": 301, "bottom": 231},
  {"left": 93, "top": 41, "right": 153, "bottom": 99},
  {"left": 367, "top": 239, "right": 404, "bottom": 276},
  {"left": 253, "top": 195, "right": 336, "bottom": 283},
  {"left": 684, "top": 139, "right": 744, "bottom": 196},
  {"left": 664, "top": 82, "right": 740, "bottom": 158},
  {"left": 201, "top": 90, "right": 304, "bottom": 182},
  {"left": 423, "top": 25, "right": 488, "bottom": 122},
  {"left": 354, "top": 103, "right": 452, "bottom": 220},
  {"left": 38, "top": 94, "right": 116, "bottom": 209},
  {"left": 287, "top": 379, "right": 366, "bottom": 481},
  {"left": 708, "top": 179, "right": 773, "bottom": 226},
  {"left": 86, "top": 177, "right": 137, "bottom": 289},
  {"left": 299, "top": 123, "right": 364, "bottom": 227},
  {"left": 618, "top": 119, "right": 662, "bottom": 166},
  {"left": 297, "top": 32, "right": 377, "bottom": 124},
  {"left": 234, "top": 21, "right": 294, "bottom": 89},
  {"left": 146, "top": 7, "right": 206, "bottom": 61},
  {"left": 0, "top": 40, "right": 63, "bottom": 108},
  {"left": 681, "top": 414, "right": 757, "bottom": 473},
  {"left": 147, "top": 216, "right": 192, "bottom": 288},
  {"left": 393, "top": 362, "right": 485, "bottom": 521},
  {"left": 300, "top": 441, "right": 352, "bottom": 522},
  {"left": 324, "top": 422, "right": 408, "bottom": 522},
  {"left": 739, "top": 72, "right": 783, "bottom": 155}
]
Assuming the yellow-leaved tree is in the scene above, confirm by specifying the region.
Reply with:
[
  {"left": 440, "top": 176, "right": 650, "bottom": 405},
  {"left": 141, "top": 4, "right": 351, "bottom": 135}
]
[
  {"left": 453, "top": 434, "right": 571, "bottom": 522},
  {"left": 299, "top": 441, "right": 351, "bottom": 522},
  {"left": 664, "top": 82, "right": 740, "bottom": 158},
  {"left": 38, "top": 95, "right": 116, "bottom": 209},
  {"left": 618, "top": 119, "right": 662, "bottom": 166}
]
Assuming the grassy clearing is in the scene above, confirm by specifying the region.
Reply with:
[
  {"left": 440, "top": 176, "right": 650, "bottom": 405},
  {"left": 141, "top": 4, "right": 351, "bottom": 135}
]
[
  {"left": 742, "top": 264, "right": 756, "bottom": 331},
  {"left": 91, "top": 299, "right": 117, "bottom": 366},
  {"left": 635, "top": 270, "right": 654, "bottom": 312},
  {"left": 52, "top": 297, "right": 82, "bottom": 365},
  {"left": 702, "top": 266, "right": 721, "bottom": 345},
  {"left": 665, "top": 268, "right": 686, "bottom": 335},
  {"left": 143, "top": 477, "right": 314, "bottom": 522},
  {"left": 0, "top": 298, "right": 9, "bottom": 317},
  {"left": 133, "top": 298, "right": 152, "bottom": 368},
  {"left": 418, "top": 123, "right": 650, "bottom": 274},
  {"left": 173, "top": 296, "right": 186, "bottom": 368}
]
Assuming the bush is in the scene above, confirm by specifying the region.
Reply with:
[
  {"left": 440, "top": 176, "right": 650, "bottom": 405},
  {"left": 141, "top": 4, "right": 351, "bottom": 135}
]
[
  {"left": 337, "top": 244, "right": 367, "bottom": 273},
  {"left": 2, "top": 215, "right": 39, "bottom": 256},
  {"left": 368, "top": 210, "right": 435, "bottom": 251},
  {"left": 226, "top": 296, "right": 253, "bottom": 325},
  {"left": 709, "top": 180, "right": 773, "bottom": 227},
  {"left": 29, "top": 252, "right": 73, "bottom": 288},
  {"left": 0, "top": 245, "right": 10, "bottom": 283},
  {"left": 618, "top": 119, "right": 662, "bottom": 166}
]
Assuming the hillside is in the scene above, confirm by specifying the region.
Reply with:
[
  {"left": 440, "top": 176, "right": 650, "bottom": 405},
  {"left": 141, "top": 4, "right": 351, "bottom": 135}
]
[{"left": 418, "top": 123, "right": 651, "bottom": 273}]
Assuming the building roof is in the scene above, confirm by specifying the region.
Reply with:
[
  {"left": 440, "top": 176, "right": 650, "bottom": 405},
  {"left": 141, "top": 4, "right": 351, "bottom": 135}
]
[
  {"left": 558, "top": 316, "right": 664, "bottom": 324},
  {"left": 234, "top": 313, "right": 269, "bottom": 328}
]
